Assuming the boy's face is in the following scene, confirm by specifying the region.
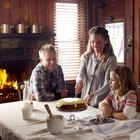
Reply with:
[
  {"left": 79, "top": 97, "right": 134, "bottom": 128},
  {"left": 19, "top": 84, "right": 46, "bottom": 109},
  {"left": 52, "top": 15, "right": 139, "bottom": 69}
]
[
  {"left": 40, "top": 51, "right": 57, "bottom": 72},
  {"left": 109, "top": 71, "right": 120, "bottom": 90}
]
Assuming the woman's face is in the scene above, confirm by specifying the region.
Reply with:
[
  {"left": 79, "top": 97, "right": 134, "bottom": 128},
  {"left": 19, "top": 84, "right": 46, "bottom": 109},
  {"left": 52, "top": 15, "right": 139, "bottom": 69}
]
[
  {"left": 109, "top": 71, "right": 120, "bottom": 91},
  {"left": 90, "top": 34, "right": 107, "bottom": 54},
  {"left": 40, "top": 51, "right": 57, "bottom": 72}
]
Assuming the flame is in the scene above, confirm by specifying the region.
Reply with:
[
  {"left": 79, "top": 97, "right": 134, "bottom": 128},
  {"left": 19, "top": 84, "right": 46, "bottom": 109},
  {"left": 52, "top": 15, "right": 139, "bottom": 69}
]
[{"left": 0, "top": 69, "right": 18, "bottom": 90}]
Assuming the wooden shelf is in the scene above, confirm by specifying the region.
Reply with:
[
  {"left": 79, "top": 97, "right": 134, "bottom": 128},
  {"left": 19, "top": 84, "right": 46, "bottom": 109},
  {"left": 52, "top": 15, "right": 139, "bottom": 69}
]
[{"left": 0, "top": 33, "right": 56, "bottom": 40}]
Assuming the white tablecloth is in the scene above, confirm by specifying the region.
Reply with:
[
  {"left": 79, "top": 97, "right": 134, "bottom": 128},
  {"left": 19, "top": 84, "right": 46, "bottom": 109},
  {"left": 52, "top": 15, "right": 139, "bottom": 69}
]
[{"left": 0, "top": 101, "right": 138, "bottom": 140}]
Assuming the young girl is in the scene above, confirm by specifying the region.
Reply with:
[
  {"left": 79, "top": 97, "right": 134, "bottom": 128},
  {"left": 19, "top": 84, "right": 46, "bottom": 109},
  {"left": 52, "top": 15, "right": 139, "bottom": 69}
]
[{"left": 99, "top": 66, "right": 140, "bottom": 120}]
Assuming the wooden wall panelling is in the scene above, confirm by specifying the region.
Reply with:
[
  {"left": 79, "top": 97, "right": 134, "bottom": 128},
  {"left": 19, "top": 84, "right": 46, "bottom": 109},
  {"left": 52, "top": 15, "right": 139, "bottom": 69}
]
[
  {"left": 86, "top": 0, "right": 92, "bottom": 29},
  {"left": 1, "top": 0, "right": 11, "bottom": 24},
  {"left": 125, "top": 0, "right": 133, "bottom": 71},
  {"left": 45, "top": 0, "right": 54, "bottom": 33},
  {"left": 0, "top": 0, "right": 2, "bottom": 23},
  {"left": 103, "top": 0, "right": 125, "bottom": 23},
  {"left": 92, "top": 1, "right": 98, "bottom": 26},
  {"left": 29, "top": 0, "right": 38, "bottom": 24},
  {"left": 94, "top": 0, "right": 104, "bottom": 26},
  {"left": 11, "top": 0, "right": 20, "bottom": 24},
  {"left": 37, "top": 0, "right": 46, "bottom": 28},
  {"left": 134, "top": 0, "right": 140, "bottom": 85},
  {"left": 20, "top": 0, "right": 29, "bottom": 24},
  {"left": 98, "top": 0, "right": 125, "bottom": 24},
  {"left": 0, "top": 0, "right": 55, "bottom": 32}
]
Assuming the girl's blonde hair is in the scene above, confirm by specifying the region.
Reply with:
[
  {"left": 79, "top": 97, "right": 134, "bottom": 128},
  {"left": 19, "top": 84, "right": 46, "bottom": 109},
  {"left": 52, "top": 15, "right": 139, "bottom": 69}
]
[
  {"left": 111, "top": 66, "right": 137, "bottom": 92},
  {"left": 86, "top": 26, "right": 114, "bottom": 62},
  {"left": 111, "top": 66, "right": 140, "bottom": 112}
]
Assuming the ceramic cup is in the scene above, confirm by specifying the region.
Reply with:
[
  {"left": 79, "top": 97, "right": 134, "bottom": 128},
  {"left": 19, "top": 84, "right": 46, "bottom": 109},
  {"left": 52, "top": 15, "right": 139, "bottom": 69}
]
[
  {"left": 46, "top": 115, "right": 65, "bottom": 134},
  {"left": 22, "top": 107, "right": 32, "bottom": 120}
]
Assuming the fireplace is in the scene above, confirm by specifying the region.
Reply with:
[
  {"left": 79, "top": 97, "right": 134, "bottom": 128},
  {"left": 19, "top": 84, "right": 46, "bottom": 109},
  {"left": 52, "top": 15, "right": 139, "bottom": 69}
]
[
  {"left": 0, "top": 33, "right": 55, "bottom": 103},
  {"left": 0, "top": 41, "right": 40, "bottom": 82}
]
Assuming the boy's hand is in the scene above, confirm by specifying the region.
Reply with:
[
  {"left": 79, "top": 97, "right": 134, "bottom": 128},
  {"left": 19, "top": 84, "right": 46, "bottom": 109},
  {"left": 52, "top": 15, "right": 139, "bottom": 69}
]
[{"left": 61, "top": 88, "right": 68, "bottom": 98}]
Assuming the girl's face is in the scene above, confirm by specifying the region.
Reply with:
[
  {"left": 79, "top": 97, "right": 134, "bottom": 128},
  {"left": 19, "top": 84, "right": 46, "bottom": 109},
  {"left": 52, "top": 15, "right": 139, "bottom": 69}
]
[
  {"left": 109, "top": 71, "right": 120, "bottom": 90},
  {"left": 90, "top": 34, "right": 106, "bottom": 54}
]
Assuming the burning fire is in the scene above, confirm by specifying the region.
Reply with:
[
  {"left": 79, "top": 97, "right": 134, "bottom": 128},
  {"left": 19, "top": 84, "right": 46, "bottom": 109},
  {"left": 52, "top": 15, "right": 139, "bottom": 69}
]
[{"left": 0, "top": 69, "right": 18, "bottom": 90}]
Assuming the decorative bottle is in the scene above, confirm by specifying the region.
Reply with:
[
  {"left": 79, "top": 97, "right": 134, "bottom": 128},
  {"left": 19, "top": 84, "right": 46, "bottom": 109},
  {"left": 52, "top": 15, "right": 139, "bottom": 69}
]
[{"left": 23, "top": 80, "right": 33, "bottom": 111}]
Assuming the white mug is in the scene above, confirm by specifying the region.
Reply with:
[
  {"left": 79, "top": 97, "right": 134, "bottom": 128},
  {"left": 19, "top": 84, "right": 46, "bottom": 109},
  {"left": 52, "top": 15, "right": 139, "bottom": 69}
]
[
  {"left": 22, "top": 107, "right": 32, "bottom": 120},
  {"left": 46, "top": 115, "right": 65, "bottom": 134}
]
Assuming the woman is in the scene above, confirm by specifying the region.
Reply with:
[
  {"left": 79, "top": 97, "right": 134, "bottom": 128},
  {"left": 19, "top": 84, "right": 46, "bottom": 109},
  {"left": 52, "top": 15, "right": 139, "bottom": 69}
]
[{"left": 75, "top": 26, "right": 117, "bottom": 107}]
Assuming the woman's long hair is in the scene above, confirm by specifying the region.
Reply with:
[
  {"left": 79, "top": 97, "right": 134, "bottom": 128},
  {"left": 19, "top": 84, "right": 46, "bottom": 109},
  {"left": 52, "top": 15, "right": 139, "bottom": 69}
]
[{"left": 85, "top": 26, "right": 114, "bottom": 62}]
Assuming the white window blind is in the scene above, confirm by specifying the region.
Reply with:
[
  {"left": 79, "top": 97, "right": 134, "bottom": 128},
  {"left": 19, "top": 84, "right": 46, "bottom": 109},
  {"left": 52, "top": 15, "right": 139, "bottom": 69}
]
[{"left": 54, "top": 0, "right": 87, "bottom": 81}]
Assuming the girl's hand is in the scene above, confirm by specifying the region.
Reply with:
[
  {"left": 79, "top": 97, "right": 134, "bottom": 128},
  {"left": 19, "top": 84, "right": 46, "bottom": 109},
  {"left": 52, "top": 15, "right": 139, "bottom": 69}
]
[
  {"left": 86, "top": 94, "right": 94, "bottom": 104},
  {"left": 75, "top": 80, "right": 83, "bottom": 94},
  {"left": 102, "top": 107, "right": 113, "bottom": 118}
]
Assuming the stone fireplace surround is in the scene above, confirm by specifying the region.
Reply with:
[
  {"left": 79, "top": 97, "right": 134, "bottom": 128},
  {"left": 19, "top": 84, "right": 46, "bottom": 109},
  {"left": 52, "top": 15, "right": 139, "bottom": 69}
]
[{"left": 0, "top": 33, "right": 55, "bottom": 82}]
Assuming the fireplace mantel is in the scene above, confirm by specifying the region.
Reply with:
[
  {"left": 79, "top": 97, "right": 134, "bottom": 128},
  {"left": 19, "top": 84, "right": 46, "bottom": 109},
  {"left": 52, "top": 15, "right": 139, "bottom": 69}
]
[
  {"left": 0, "top": 32, "right": 56, "bottom": 61},
  {"left": 0, "top": 33, "right": 56, "bottom": 40}
]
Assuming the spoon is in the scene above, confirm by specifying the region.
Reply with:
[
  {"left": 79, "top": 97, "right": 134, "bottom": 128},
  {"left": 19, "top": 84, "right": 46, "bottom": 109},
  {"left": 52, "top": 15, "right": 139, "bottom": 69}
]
[{"left": 44, "top": 104, "right": 54, "bottom": 119}]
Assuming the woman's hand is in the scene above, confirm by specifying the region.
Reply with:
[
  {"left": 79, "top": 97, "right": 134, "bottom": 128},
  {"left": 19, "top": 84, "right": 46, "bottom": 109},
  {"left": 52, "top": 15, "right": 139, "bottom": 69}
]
[
  {"left": 86, "top": 94, "right": 94, "bottom": 104},
  {"left": 75, "top": 80, "right": 83, "bottom": 94},
  {"left": 31, "top": 94, "right": 36, "bottom": 101}
]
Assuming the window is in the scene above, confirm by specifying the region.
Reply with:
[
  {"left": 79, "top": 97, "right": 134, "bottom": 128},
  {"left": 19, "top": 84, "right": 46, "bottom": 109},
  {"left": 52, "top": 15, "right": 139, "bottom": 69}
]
[
  {"left": 54, "top": 0, "right": 87, "bottom": 81},
  {"left": 105, "top": 22, "right": 124, "bottom": 63}
]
